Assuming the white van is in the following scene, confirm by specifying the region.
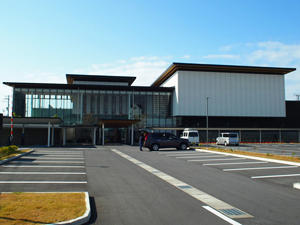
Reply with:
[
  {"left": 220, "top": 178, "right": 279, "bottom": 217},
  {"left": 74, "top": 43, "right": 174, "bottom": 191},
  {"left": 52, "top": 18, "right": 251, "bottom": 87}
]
[
  {"left": 216, "top": 133, "right": 239, "bottom": 146},
  {"left": 181, "top": 128, "right": 199, "bottom": 145}
]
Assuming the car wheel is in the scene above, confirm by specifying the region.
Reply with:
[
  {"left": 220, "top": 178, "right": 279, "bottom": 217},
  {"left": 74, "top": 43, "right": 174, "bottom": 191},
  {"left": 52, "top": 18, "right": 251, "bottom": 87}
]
[
  {"left": 224, "top": 141, "right": 228, "bottom": 146},
  {"left": 151, "top": 144, "right": 159, "bottom": 151},
  {"left": 180, "top": 143, "right": 187, "bottom": 150}
]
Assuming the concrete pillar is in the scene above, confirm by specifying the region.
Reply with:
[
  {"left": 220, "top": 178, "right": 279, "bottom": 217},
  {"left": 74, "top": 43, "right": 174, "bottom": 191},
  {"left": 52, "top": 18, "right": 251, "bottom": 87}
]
[
  {"left": 279, "top": 130, "right": 281, "bottom": 142},
  {"left": 51, "top": 124, "right": 54, "bottom": 146},
  {"left": 259, "top": 130, "right": 262, "bottom": 143},
  {"left": 47, "top": 122, "right": 51, "bottom": 147},
  {"left": 102, "top": 124, "right": 105, "bottom": 145},
  {"left": 63, "top": 128, "right": 66, "bottom": 146},
  {"left": 93, "top": 127, "right": 96, "bottom": 145},
  {"left": 131, "top": 124, "right": 134, "bottom": 146}
]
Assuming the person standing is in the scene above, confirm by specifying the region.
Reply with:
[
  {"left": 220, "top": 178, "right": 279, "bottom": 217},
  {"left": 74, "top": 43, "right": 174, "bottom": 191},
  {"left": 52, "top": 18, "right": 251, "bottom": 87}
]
[{"left": 139, "top": 133, "right": 145, "bottom": 151}]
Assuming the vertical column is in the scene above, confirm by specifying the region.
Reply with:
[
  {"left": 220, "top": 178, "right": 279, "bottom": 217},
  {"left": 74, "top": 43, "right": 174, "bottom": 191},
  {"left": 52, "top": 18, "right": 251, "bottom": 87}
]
[
  {"left": 93, "top": 127, "right": 96, "bottom": 146},
  {"left": 51, "top": 124, "right": 54, "bottom": 146},
  {"left": 259, "top": 130, "right": 262, "bottom": 143},
  {"left": 239, "top": 130, "right": 242, "bottom": 142},
  {"left": 63, "top": 128, "right": 66, "bottom": 146},
  {"left": 279, "top": 130, "right": 281, "bottom": 142},
  {"left": 47, "top": 122, "right": 51, "bottom": 147},
  {"left": 102, "top": 124, "right": 105, "bottom": 145},
  {"left": 131, "top": 124, "right": 134, "bottom": 146}
]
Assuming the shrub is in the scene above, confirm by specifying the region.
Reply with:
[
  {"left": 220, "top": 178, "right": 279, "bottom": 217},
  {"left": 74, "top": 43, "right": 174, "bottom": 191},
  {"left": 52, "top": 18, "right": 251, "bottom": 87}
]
[{"left": 0, "top": 145, "right": 19, "bottom": 160}]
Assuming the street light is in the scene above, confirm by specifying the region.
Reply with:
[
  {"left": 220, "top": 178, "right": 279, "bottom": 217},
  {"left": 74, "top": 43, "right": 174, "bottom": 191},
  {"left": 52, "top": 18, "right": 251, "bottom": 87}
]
[{"left": 206, "top": 97, "right": 209, "bottom": 148}]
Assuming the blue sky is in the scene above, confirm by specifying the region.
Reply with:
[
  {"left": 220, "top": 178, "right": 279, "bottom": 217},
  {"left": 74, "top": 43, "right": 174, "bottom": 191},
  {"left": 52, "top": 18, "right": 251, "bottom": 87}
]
[{"left": 1, "top": 0, "right": 300, "bottom": 114}]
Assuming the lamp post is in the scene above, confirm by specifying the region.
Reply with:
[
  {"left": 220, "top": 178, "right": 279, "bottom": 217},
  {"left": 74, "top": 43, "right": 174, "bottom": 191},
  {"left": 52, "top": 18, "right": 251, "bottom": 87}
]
[{"left": 206, "top": 97, "right": 209, "bottom": 148}]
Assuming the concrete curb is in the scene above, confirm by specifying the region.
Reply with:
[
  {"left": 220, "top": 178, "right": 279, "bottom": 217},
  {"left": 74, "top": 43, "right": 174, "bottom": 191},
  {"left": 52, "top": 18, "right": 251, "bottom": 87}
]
[
  {"left": 0, "top": 149, "right": 34, "bottom": 165},
  {"left": 55, "top": 192, "right": 91, "bottom": 225},
  {"left": 293, "top": 183, "right": 300, "bottom": 190}
]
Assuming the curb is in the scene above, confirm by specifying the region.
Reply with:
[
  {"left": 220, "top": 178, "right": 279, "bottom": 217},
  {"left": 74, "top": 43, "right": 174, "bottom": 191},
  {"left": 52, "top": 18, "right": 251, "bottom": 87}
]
[
  {"left": 293, "top": 183, "right": 300, "bottom": 190},
  {"left": 55, "top": 192, "right": 91, "bottom": 225},
  {"left": 0, "top": 149, "right": 35, "bottom": 165}
]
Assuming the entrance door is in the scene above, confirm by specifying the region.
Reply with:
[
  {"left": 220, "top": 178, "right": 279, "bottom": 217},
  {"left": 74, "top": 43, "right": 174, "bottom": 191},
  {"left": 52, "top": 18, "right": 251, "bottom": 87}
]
[{"left": 104, "top": 128, "right": 125, "bottom": 144}]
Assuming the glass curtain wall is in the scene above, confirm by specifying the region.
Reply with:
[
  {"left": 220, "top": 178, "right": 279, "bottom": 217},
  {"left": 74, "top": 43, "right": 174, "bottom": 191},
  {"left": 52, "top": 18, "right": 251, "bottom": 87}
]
[{"left": 13, "top": 88, "right": 173, "bottom": 128}]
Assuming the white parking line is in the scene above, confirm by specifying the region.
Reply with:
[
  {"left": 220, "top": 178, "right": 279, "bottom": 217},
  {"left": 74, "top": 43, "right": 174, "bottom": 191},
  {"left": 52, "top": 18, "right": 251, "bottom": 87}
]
[
  {"left": 22, "top": 157, "right": 84, "bottom": 160},
  {"left": 204, "top": 161, "right": 268, "bottom": 166},
  {"left": 12, "top": 161, "right": 85, "bottom": 163},
  {"left": 252, "top": 174, "right": 300, "bottom": 179},
  {"left": 176, "top": 155, "right": 228, "bottom": 159},
  {"left": 2, "top": 165, "right": 85, "bottom": 168},
  {"left": 111, "top": 149, "right": 252, "bottom": 220},
  {"left": 0, "top": 181, "right": 87, "bottom": 184},
  {"left": 224, "top": 165, "right": 297, "bottom": 171},
  {"left": 0, "top": 172, "right": 86, "bottom": 174},
  {"left": 188, "top": 158, "right": 245, "bottom": 162}
]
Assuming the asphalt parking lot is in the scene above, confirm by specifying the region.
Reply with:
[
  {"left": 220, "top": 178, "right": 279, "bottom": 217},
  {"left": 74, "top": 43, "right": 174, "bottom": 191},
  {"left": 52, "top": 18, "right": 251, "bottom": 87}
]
[
  {"left": 160, "top": 146, "right": 300, "bottom": 189},
  {"left": 0, "top": 148, "right": 88, "bottom": 192}
]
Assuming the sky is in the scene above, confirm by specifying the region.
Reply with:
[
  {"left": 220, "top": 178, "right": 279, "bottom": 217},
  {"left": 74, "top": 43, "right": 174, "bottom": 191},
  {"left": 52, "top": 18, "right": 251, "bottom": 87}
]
[{"left": 0, "top": 0, "right": 300, "bottom": 115}]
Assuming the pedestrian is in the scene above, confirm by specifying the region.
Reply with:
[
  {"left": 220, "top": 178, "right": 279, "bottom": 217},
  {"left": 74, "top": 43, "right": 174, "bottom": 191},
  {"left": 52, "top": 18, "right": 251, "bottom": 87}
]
[{"left": 139, "top": 133, "right": 145, "bottom": 151}]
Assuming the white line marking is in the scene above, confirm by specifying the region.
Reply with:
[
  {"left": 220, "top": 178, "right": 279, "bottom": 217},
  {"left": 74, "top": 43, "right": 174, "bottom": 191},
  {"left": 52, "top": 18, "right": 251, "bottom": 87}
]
[
  {"left": 22, "top": 157, "right": 84, "bottom": 160},
  {"left": 203, "top": 206, "right": 242, "bottom": 225},
  {"left": 204, "top": 161, "right": 268, "bottom": 166},
  {"left": 176, "top": 155, "right": 228, "bottom": 159},
  {"left": 0, "top": 181, "right": 87, "bottom": 184},
  {"left": 252, "top": 174, "right": 300, "bottom": 179},
  {"left": 2, "top": 165, "right": 85, "bottom": 168},
  {"left": 0, "top": 172, "right": 86, "bottom": 174},
  {"left": 111, "top": 149, "right": 252, "bottom": 219},
  {"left": 224, "top": 166, "right": 297, "bottom": 171},
  {"left": 188, "top": 158, "right": 245, "bottom": 162},
  {"left": 165, "top": 153, "right": 215, "bottom": 156},
  {"left": 12, "top": 161, "right": 84, "bottom": 163}
]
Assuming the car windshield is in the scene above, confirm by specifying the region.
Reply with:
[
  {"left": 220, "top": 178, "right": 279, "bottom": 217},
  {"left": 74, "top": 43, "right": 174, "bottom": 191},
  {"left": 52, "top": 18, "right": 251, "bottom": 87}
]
[{"left": 229, "top": 134, "right": 238, "bottom": 137}]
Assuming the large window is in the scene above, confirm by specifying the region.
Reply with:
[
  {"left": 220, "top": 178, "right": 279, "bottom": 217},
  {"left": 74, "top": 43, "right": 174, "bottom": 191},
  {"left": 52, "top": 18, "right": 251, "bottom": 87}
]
[{"left": 14, "top": 87, "right": 173, "bottom": 127}]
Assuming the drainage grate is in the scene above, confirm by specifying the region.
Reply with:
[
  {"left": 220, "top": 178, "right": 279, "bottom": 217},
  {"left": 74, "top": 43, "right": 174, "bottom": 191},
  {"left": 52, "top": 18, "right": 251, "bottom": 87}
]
[
  {"left": 178, "top": 185, "right": 193, "bottom": 189},
  {"left": 219, "top": 208, "right": 246, "bottom": 216}
]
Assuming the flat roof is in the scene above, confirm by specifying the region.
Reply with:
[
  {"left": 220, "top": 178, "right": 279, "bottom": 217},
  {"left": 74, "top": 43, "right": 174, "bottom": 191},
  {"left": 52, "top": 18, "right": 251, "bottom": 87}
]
[
  {"left": 151, "top": 62, "right": 297, "bottom": 87},
  {"left": 3, "top": 117, "right": 63, "bottom": 125},
  {"left": 66, "top": 74, "right": 136, "bottom": 86},
  {"left": 3, "top": 82, "right": 174, "bottom": 92}
]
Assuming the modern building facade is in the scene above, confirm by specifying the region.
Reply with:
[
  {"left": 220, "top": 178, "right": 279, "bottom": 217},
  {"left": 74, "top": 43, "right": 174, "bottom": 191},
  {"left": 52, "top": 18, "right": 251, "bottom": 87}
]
[{"left": 1, "top": 62, "right": 299, "bottom": 146}]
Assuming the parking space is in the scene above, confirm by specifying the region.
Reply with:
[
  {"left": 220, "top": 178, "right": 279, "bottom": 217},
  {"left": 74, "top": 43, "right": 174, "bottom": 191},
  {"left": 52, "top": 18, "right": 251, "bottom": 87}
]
[
  {"left": 0, "top": 148, "right": 88, "bottom": 192},
  {"left": 158, "top": 148, "right": 300, "bottom": 189},
  {"left": 211, "top": 143, "right": 300, "bottom": 157}
]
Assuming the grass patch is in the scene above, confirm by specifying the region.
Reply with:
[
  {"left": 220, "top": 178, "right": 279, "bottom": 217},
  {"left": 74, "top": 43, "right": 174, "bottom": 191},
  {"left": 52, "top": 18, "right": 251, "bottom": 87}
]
[
  {"left": 0, "top": 192, "right": 86, "bottom": 225},
  {"left": 196, "top": 147, "right": 300, "bottom": 163},
  {"left": 0, "top": 146, "right": 28, "bottom": 161}
]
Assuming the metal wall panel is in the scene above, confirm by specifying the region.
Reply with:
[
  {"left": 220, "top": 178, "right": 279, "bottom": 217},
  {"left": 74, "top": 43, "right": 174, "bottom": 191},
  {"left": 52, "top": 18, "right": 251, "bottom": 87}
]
[{"left": 164, "top": 71, "right": 285, "bottom": 117}]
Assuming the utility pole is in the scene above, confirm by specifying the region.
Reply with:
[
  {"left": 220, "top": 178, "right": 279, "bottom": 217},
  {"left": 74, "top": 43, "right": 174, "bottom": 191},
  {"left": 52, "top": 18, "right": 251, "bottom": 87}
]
[
  {"left": 206, "top": 97, "right": 209, "bottom": 148},
  {"left": 294, "top": 94, "right": 300, "bottom": 101}
]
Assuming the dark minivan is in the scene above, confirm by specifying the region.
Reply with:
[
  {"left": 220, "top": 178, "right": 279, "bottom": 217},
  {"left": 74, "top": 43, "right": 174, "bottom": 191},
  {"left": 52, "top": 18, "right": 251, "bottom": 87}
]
[{"left": 143, "top": 132, "right": 190, "bottom": 151}]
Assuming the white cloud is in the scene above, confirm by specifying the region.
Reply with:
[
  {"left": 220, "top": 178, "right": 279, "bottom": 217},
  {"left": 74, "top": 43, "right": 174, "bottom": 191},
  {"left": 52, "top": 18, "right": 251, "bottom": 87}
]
[
  {"left": 247, "top": 41, "right": 300, "bottom": 66},
  {"left": 183, "top": 55, "right": 190, "bottom": 59},
  {"left": 88, "top": 57, "right": 170, "bottom": 86}
]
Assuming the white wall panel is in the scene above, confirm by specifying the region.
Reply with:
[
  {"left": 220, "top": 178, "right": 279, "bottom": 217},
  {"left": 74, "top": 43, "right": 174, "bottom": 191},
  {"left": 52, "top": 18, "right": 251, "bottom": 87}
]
[{"left": 161, "top": 70, "right": 286, "bottom": 117}]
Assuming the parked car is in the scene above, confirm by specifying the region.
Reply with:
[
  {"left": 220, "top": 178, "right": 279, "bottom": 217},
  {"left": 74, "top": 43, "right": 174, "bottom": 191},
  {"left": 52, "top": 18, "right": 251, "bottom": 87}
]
[
  {"left": 143, "top": 132, "right": 191, "bottom": 151},
  {"left": 181, "top": 128, "right": 199, "bottom": 145},
  {"left": 216, "top": 133, "right": 239, "bottom": 146}
]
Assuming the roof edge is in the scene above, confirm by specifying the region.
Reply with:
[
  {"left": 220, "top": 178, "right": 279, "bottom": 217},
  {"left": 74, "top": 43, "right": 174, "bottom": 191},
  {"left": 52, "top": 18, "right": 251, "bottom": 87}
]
[{"left": 151, "top": 62, "right": 296, "bottom": 87}]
